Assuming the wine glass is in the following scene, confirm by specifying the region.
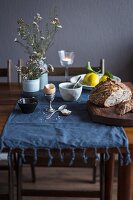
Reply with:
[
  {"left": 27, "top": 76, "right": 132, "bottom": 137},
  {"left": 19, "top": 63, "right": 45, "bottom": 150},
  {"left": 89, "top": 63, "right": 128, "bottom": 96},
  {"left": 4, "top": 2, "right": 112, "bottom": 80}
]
[{"left": 58, "top": 50, "right": 75, "bottom": 81}]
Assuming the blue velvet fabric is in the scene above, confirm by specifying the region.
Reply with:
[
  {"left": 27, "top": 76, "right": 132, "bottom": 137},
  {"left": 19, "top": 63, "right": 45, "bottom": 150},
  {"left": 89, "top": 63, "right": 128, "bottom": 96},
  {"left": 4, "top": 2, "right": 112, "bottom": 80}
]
[{"left": 0, "top": 85, "right": 131, "bottom": 165}]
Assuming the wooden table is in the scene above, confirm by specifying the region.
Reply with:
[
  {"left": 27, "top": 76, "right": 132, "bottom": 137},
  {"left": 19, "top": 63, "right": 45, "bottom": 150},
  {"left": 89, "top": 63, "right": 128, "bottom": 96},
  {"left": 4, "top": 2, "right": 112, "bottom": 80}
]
[{"left": 0, "top": 83, "right": 133, "bottom": 200}]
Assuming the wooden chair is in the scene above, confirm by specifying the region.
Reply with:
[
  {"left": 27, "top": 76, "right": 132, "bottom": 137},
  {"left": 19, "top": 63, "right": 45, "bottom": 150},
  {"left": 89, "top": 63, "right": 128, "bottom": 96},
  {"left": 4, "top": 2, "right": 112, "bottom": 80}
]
[
  {"left": 0, "top": 59, "right": 22, "bottom": 84},
  {"left": 0, "top": 59, "right": 12, "bottom": 199},
  {"left": 0, "top": 59, "right": 12, "bottom": 83},
  {"left": 0, "top": 59, "right": 36, "bottom": 198}
]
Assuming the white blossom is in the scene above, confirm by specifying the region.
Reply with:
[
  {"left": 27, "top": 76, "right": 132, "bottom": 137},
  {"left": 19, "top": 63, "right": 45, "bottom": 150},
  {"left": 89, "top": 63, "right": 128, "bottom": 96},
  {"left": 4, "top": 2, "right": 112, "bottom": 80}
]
[
  {"left": 36, "top": 13, "right": 42, "bottom": 20},
  {"left": 14, "top": 38, "right": 18, "bottom": 42},
  {"left": 33, "top": 21, "right": 37, "bottom": 26},
  {"left": 57, "top": 24, "right": 62, "bottom": 28},
  {"left": 41, "top": 36, "right": 45, "bottom": 40},
  {"left": 48, "top": 64, "right": 54, "bottom": 72},
  {"left": 32, "top": 51, "right": 37, "bottom": 55}
]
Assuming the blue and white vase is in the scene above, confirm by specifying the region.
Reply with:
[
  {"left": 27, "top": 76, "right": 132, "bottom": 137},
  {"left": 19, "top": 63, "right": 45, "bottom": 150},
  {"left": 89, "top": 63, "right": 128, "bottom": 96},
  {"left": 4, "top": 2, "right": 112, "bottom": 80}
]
[
  {"left": 22, "top": 78, "right": 40, "bottom": 97},
  {"left": 23, "top": 79, "right": 40, "bottom": 92}
]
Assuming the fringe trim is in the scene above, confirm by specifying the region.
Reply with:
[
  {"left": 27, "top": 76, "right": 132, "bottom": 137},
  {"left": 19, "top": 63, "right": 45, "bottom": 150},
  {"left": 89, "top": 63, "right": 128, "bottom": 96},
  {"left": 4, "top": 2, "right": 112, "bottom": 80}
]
[
  {"left": 117, "top": 147, "right": 124, "bottom": 166},
  {"left": 8, "top": 148, "right": 13, "bottom": 167},
  {"left": 21, "top": 149, "right": 26, "bottom": 163},
  {"left": 94, "top": 148, "right": 100, "bottom": 160},
  {"left": 59, "top": 148, "right": 64, "bottom": 162},
  {"left": 123, "top": 147, "right": 132, "bottom": 165},
  {"left": 82, "top": 148, "right": 88, "bottom": 164},
  {"left": 47, "top": 149, "right": 53, "bottom": 166},
  {"left": 1, "top": 146, "right": 132, "bottom": 167},
  {"left": 105, "top": 147, "right": 110, "bottom": 161},
  {"left": 69, "top": 148, "right": 75, "bottom": 166},
  {"left": 33, "top": 148, "right": 38, "bottom": 164}
]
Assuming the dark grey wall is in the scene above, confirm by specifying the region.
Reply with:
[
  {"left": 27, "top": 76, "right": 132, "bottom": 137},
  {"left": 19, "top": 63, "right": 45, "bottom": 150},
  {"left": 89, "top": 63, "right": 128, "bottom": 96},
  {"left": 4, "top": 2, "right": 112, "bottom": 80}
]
[{"left": 0, "top": 0, "right": 133, "bottom": 81}]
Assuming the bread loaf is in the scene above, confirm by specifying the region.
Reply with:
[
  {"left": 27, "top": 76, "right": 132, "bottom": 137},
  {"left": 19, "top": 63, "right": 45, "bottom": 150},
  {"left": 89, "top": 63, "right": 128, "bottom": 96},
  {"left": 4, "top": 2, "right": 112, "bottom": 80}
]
[
  {"left": 115, "top": 99, "right": 133, "bottom": 115},
  {"left": 89, "top": 78, "right": 132, "bottom": 107}
]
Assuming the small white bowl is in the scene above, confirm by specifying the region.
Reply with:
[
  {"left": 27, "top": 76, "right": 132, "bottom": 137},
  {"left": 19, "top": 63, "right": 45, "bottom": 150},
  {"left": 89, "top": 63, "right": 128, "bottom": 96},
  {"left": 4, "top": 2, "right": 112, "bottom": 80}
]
[{"left": 59, "top": 82, "right": 82, "bottom": 101}]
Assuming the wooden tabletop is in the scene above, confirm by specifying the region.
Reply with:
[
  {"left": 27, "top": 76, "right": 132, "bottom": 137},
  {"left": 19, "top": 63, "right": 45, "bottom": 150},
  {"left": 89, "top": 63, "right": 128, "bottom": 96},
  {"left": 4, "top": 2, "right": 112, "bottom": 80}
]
[{"left": 0, "top": 82, "right": 132, "bottom": 200}]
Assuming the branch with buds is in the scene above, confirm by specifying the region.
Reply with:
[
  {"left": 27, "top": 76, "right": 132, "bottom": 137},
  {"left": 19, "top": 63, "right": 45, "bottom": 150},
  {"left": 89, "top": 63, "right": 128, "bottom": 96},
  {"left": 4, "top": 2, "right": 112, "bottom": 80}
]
[{"left": 14, "top": 12, "right": 62, "bottom": 80}]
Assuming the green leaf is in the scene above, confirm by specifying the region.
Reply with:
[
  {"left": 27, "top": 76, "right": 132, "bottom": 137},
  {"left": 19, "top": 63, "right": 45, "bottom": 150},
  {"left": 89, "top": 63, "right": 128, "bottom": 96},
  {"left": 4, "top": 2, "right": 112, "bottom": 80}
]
[{"left": 104, "top": 70, "right": 113, "bottom": 78}]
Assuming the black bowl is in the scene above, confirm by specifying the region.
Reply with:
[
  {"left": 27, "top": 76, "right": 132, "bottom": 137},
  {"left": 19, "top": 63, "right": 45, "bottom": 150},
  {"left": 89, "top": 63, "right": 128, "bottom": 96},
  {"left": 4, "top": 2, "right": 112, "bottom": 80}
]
[{"left": 18, "top": 97, "right": 38, "bottom": 114}]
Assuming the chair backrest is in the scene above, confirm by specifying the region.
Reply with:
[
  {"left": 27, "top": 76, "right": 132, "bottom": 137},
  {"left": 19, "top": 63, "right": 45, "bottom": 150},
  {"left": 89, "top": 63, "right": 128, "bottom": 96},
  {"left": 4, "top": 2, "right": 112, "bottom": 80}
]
[
  {"left": 17, "top": 58, "right": 105, "bottom": 81},
  {"left": 49, "top": 59, "right": 105, "bottom": 76},
  {"left": 48, "top": 67, "right": 88, "bottom": 76},
  {"left": 0, "top": 59, "right": 12, "bottom": 83}
]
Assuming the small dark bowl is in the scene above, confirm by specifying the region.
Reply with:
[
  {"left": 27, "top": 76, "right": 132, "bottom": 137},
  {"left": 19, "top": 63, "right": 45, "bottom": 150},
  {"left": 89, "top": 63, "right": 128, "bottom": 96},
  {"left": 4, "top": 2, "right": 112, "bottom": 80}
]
[{"left": 18, "top": 97, "right": 38, "bottom": 114}]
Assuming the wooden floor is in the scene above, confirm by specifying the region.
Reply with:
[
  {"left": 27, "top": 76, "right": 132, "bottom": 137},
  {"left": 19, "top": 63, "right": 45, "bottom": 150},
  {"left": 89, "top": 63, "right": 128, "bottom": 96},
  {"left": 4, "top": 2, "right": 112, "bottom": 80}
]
[{"left": 0, "top": 161, "right": 118, "bottom": 200}]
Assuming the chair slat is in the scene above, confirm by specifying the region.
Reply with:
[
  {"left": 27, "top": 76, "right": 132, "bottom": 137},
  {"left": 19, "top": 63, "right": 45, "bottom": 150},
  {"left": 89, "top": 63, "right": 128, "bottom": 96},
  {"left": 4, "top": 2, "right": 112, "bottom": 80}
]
[
  {"left": 18, "top": 58, "right": 105, "bottom": 78},
  {"left": 49, "top": 67, "right": 88, "bottom": 76},
  {"left": 0, "top": 69, "right": 8, "bottom": 77},
  {"left": 0, "top": 59, "right": 12, "bottom": 83}
]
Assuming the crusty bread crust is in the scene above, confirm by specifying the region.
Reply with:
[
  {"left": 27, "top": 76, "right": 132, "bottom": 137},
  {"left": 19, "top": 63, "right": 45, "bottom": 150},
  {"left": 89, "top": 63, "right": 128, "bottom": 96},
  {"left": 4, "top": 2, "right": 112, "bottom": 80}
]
[{"left": 89, "top": 78, "right": 132, "bottom": 107}]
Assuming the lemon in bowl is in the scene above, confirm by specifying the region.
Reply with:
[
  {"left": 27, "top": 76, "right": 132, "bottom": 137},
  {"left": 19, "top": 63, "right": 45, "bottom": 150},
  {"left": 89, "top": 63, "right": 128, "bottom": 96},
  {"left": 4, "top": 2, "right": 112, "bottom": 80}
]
[
  {"left": 86, "top": 73, "right": 100, "bottom": 86},
  {"left": 99, "top": 75, "right": 109, "bottom": 83},
  {"left": 82, "top": 72, "right": 95, "bottom": 84}
]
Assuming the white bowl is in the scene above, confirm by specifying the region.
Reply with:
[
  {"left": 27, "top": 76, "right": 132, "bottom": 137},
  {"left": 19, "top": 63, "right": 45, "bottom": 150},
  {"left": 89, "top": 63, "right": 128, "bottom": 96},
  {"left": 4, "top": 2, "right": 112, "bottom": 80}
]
[
  {"left": 70, "top": 74, "right": 121, "bottom": 90},
  {"left": 59, "top": 82, "right": 82, "bottom": 101}
]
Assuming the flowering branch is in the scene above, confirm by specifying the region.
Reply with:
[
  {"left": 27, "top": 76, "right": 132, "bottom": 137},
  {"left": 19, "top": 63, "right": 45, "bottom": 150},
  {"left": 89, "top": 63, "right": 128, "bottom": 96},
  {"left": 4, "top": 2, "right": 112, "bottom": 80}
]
[
  {"left": 15, "top": 13, "right": 62, "bottom": 60},
  {"left": 15, "top": 13, "right": 62, "bottom": 80}
]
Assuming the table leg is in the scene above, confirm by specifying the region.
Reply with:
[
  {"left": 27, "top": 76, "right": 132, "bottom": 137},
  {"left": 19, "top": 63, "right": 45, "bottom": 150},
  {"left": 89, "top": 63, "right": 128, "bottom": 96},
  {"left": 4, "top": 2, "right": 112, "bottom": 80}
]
[
  {"left": 8, "top": 151, "right": 14, "bottom": 200},
  {"left": 104, "top": 153, "right": 115, "bottom": 200},
  {"left": 17, "top": 153, "right": 22, "bottom": 200},
  {"left": 100, "top": 154, "right": 105, "bottom": 200},
  {"left": 118, "top": 154, "right": 132, "bottom": 200}
]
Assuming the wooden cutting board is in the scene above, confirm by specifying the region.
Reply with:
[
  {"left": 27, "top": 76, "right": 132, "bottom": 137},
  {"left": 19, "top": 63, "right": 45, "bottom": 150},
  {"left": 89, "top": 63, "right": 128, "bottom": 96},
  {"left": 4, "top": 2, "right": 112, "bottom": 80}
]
[{"left": 87, "top": 82, "right": 133, "bottom": 127}]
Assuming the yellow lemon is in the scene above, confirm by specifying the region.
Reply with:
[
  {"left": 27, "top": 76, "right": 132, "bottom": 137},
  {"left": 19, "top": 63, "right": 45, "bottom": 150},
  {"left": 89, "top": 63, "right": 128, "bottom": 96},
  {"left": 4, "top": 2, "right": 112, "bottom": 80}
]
[
  {"left": 82, "top": 72, "right": 95, "bottom": 84},
  {"left": 99, "top": 75, "right": 109, "bottom": 83},
  {"left": 87, "top": 73, "right": 99, "bottom": 86}
]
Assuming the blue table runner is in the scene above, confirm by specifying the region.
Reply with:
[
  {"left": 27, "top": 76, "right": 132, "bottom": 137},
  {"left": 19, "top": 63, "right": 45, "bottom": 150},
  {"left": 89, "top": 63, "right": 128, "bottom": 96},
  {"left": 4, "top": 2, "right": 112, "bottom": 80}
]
[{"left": 0, "top": 86, "right": 131, "bottom": 165}]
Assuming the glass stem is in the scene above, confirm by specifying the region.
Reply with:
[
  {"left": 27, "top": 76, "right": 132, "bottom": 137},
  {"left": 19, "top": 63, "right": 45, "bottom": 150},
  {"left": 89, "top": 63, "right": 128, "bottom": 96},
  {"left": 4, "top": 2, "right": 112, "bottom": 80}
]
[
  {"left": 65, "top": 66, "right": 69, "bottom": 81},
  {"left": 49, "top": 101, "right": 53, "bottom": 110}
]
